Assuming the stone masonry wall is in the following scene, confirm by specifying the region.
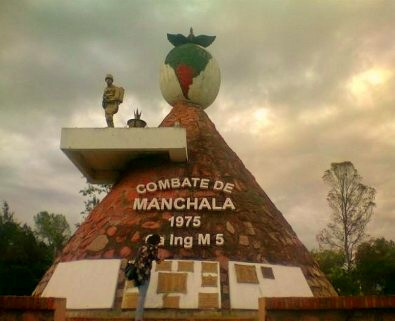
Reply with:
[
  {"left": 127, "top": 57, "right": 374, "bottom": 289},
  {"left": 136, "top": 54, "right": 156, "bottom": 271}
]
[
  {"left": 35, "top": 101, "right": 337, "bottom": 302},
  {"left": 0, "top": 296, "right": 66, "bottom": 321}
]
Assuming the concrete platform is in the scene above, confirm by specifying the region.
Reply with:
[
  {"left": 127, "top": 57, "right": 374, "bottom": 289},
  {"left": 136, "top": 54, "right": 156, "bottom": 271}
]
[{"left": 60, "top": 127, "right": 187, "bottom": 184}]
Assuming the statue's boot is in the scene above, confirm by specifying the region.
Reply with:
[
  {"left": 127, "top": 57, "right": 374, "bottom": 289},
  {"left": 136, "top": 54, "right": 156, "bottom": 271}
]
[{"left": 106, "top": 115, "right": 114, "bottom": 127}]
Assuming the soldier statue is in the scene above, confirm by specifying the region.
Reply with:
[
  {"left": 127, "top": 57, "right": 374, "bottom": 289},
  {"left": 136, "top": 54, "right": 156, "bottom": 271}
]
[{"left": 102, "top": 74, "right": 124, "bottom": 127}]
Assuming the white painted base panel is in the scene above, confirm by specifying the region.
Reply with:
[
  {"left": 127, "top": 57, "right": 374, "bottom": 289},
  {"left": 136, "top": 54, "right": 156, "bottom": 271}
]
[
  {"left": 41, "top": 259, "right": 312, "bottom": 310},
  {"left": 229, "top": 261, "right": 313, "bottom": 310},
  {"left": 42, "top": 259, "right": 121, "bottom": 309}
]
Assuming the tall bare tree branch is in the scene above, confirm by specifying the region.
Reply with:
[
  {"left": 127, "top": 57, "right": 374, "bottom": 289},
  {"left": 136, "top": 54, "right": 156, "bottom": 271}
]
[{"left": 317, "top": 161, "right": 376, "bottom": 270}]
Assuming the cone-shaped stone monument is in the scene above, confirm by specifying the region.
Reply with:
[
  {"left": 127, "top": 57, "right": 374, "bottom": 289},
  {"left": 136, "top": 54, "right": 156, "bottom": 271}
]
[{"left": 34, "top": 30, "right": 336, "bottom": 315}]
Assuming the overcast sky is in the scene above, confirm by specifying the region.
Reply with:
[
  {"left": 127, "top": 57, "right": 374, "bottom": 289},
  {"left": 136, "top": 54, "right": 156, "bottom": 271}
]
[{"left": 1, "top": 0, "right": 394, "bottom": 249}]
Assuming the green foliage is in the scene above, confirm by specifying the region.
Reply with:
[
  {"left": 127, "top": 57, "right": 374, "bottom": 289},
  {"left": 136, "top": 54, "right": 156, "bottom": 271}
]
[
  {"left": 313, "top": 238, "right": 395, "bottom": 295},
  {"left": 312, "top": 249, "right": 360, "bottom": 295},
  {"left": 311, "top": 249, "right": 345, "bottom": 274},
  {"left": 0, "top": 201, "right": 14, "bottom": 224},
  {"left": 328, "top": 268, "right": 360, "bottom": 296},
  {"left": 0, "top": 201, "right": 52, "bottom": 295},
  {"left": 79, "top": 183, "right": 111, "bottom": 216},
  {"left": 317, "top": 161, "right": 376, "bottom": 270},
  {"left": 355, "top": 238, "right": 395, "bottom": 295},
  {"left": 33, "top": 211, "right": 71, "bottom": 257}
]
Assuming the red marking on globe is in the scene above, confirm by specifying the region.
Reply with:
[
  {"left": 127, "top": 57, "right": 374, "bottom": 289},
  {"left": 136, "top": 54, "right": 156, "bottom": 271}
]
[{"left": 176, "top": 64, "right": 195, "bottom": 98}]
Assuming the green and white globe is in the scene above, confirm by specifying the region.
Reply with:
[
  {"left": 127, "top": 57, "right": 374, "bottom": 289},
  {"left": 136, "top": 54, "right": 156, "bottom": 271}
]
[{"left": 160, "top": 43, "right": 221, "bottom": 109}]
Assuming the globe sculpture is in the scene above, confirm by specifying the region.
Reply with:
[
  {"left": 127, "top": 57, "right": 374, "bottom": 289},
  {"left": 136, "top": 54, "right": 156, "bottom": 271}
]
[{"left": 160, "top": 28, "right": 221, "bottom": 109}]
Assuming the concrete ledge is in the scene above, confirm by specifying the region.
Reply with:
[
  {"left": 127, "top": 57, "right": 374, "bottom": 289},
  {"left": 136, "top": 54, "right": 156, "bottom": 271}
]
[{"left": 60, "top": 127, "right": 188, "bottom": 184}]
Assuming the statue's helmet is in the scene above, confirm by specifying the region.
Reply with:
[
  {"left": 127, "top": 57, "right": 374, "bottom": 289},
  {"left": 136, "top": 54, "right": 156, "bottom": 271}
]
[{"left": 105, "top": 74, "right": 113, "bottom": 81}]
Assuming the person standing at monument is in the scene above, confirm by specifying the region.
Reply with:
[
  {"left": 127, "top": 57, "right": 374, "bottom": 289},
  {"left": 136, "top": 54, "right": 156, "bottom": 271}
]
[
  {"left": 134, "top": 233, "right": 162, "bottom": 321},
  {"left": 102, "top": 74, "right": 124, "bottom": 127}
]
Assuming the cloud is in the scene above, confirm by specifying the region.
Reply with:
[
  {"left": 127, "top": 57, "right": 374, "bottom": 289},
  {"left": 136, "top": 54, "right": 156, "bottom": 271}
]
[{"left": 0, "top": 0, "right": 394, "bottom": 248}]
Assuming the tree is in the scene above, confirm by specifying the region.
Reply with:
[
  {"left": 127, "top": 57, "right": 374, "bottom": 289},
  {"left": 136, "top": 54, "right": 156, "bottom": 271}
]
[
  {"left": 79, "top": 183, "right": 111, "bottom": 216},
  {"left": 317, "top": 161, "right": 376, "bottom": 270},
  {"left": 312, "top": 238, "right": 395, "bottom": 296},
  {"left": 0, "top": 202, "right": 52, "bottom": 295},
  {"left": 0, "top": 201, "right": 14, "bottom": 224},
  {"left": 355, "top": 238, "right": 395, "bottom": 295},
  {"left": 34, "top": 211, "right": 71, "bottom": 257},
  {"left": 311, "top": 249, "right": 345, "bottom": 274},
  {"left": 311, "top": 249, "right": 359, "bottom": 295}
]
